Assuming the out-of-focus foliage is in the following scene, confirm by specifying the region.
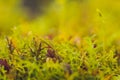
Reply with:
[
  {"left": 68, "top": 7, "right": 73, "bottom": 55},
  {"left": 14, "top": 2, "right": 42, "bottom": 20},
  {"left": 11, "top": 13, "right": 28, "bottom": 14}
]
[
  {"left": 0, "top": 0, "right": 22, "bottom": 34},
  {"left": 1, "top": 0, "right": 120, "bottom": 37},
  {"left": 0, "top": 0, "right": 120, "bottom": 80}
]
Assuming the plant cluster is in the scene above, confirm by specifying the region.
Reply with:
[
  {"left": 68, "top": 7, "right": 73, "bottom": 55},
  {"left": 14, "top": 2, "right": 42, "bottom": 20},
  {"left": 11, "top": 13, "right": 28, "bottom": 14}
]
[{"left": 0, "top": 34, "right": 119, "bottom": 80}]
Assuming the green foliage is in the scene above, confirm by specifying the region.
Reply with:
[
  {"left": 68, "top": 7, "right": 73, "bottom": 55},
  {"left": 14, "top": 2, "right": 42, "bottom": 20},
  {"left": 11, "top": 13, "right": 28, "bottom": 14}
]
[
  {"left": 0, "top": 0, "right": 120, "bottom": 80},
  {"left": 0, "top": 34, "right": 119, "bottom": 80}
]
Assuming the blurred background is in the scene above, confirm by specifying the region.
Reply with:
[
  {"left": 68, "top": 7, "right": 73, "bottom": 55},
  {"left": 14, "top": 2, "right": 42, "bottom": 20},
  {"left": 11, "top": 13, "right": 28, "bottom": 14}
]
[{"left": 0, "top": 0, "right": 120, "bottom": 40}]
